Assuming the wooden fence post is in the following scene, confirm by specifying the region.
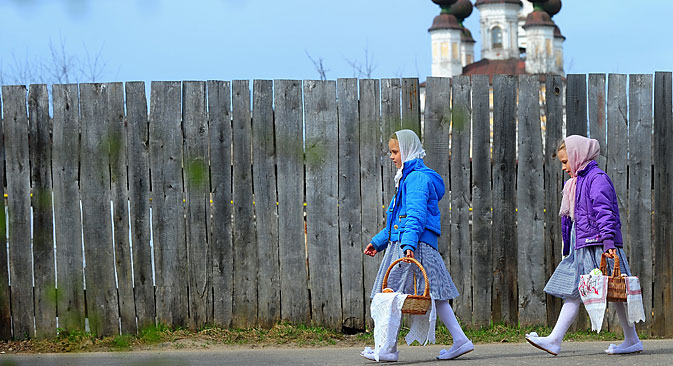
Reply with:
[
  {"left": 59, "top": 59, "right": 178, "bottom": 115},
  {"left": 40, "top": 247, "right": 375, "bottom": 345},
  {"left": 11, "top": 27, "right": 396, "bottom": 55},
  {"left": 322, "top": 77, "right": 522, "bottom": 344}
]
[
  {"left": 0, "top": 90, "right": 9, "bottom": 340},
  {"left": 566, "top": 74, "right": 588, "bottom": 137},
  {"left": 401, "top": 78, "right": 421, "bottom": 136},
  {"left": 588, "top": 74, "right": 607, "bottom": 170}
]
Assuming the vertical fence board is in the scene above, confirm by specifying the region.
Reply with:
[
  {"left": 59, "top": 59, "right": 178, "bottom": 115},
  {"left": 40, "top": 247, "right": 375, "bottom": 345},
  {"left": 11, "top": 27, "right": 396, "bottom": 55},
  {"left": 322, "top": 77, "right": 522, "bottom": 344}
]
[
  {"left": 381, "top": 79, "right": 402, "bottom": 209},
  {"left": 232, "top": 80, "right": 257, "bottom": 328},
  {"left": 183, "top": 81, "right": 212, "bottom": 329},
  {"left": 628, "top": 74, "right": 653, "bottom": 329},
  {"left": 208, "top": 80, "right": 233, "bottom": 327},
  {"left": 337, "top": 78, "right": 364, "bottom": 330},
  {"left": 516, "top": 75, "right": 546, "bottom": 326},
  {"left": 149, "top": 81, "right": 188, "bottom": 328},
  {"left": 304, "top": 80, "right": 341, "bottom": 329},
  {"left": 423, "top": 78, "right": 451, "bottom": 266},
  {"left": 653, "top": 71, "right": 673, "bottom": 336},
  {"left": 544, "top": 75, "right": 564, "bottom": 325},
  {"left": 401, "top": 78, "right": 421, "bottom": 136},
  {"left": 450, "top": 75, "right": 472, "bottom": 322},
  {"left": 492, "top": 75, "right": 518, "bottom": 325},
  {"left": 252, "top": 80, "right": 281, "bottom": 328},
  {"left": 28, "top": 84, "right": 56, "bottom": 338},
  {"left": 566, "top": 74, "right": 588, "bottom": 137},
  {"left": 588, "top": 74, "right": 607, "bottom": 170},
  {"left": 52, "top": 84, "right": 85, "bottom": 333},
  {"left": 79, "top": 83, "right": 119, "bottom": 336},
  {"left": 471, "top": 74, "right": 492, "bottom": 327},
  {"left": 125, "top": 82, "right": 155, "bottom": 331},
  {"left": 0, "top": 94, "right": 9, "bottom": 340},
  {"left": 274, "top": 80, "right": 309, "bottom": 324},
  {"left": 3, "top": 85, "right": 33, "bottom": 338}
]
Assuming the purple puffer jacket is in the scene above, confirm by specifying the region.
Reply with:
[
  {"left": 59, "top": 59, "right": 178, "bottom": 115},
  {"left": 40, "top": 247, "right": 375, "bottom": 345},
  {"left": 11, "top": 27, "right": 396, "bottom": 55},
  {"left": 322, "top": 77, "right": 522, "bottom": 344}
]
[{"left": 561, "top": 160, "right": 623, "bottom": 256}]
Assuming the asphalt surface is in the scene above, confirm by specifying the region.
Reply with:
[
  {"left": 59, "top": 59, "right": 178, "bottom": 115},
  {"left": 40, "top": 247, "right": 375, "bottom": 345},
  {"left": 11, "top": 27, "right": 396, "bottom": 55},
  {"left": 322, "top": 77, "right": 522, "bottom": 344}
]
[{"left": 1, "top": 340, "right": 672, "bottom": 365}]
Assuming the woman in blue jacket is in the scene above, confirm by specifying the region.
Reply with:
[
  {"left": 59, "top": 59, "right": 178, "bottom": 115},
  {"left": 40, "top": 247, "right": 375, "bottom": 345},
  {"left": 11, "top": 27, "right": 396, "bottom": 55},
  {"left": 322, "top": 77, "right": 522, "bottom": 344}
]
[{"left": 362, "top": 129, "right": 473, "bottom": 361}]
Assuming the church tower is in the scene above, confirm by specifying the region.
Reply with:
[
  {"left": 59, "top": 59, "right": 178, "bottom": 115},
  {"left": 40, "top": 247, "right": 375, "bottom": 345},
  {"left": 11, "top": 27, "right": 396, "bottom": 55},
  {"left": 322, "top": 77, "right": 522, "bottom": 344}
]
[
  {"left": 475, "top": 0, "right": 522, "bottom": 60},
  {"left": 429, "top": 0, "right": 464, "bottom": 77},
  {"left": 524, "top": 0, "right": 561, "bottom": 74},
  {"left": 452, "top": 0, "right": 477, "bottom": 67}
]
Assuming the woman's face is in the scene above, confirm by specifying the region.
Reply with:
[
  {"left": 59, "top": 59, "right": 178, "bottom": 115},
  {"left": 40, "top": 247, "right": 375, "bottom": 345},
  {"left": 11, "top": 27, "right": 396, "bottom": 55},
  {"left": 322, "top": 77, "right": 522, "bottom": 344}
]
[
  {"left": 389, "top": 139, "right": 402, "bottom": 169},
  {"left": 557, "top": 148, "right": 571, "bottom": 177}
]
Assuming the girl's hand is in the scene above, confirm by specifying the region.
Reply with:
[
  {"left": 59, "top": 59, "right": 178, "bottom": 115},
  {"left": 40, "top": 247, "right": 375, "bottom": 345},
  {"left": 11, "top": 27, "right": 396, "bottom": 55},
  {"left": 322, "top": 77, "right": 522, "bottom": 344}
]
[
  {"left": 364, "top": 243, "right": 377, "bottom": 257},
  {"left": 405, "top": 249, "right": 414, "bottom": 259},
  {"left": 607, "top": 248, "right": 616, "bottom": 258}
]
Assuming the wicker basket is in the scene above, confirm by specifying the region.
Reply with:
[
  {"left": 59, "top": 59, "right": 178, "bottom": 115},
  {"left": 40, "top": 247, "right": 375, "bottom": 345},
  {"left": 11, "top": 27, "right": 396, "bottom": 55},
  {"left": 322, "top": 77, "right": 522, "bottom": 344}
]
[
  {"left": 600, "top": 252, "right": 627, "bottom": 302},
  {"left": 381, "top": 257, "right": 432, "bottom": 315}
]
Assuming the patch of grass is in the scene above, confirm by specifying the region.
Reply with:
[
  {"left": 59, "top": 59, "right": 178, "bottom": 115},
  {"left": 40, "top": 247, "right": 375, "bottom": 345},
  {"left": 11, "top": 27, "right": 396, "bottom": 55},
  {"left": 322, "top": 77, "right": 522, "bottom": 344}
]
[{"left": 108, "top": 334, "right": 133, "bottom": 351}]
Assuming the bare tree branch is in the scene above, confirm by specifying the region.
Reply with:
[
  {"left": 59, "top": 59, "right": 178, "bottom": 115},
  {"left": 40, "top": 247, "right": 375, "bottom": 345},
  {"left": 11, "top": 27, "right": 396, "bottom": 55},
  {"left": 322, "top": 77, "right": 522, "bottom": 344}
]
[
  {"left": 346, "top": 45, "right": 376, "bottom": 79},
  {"left": 306, "top": 50, "right": 328, "bottom": 81},
  {"left": 81, "top": 41, "right": 107, "bottom": 83}
]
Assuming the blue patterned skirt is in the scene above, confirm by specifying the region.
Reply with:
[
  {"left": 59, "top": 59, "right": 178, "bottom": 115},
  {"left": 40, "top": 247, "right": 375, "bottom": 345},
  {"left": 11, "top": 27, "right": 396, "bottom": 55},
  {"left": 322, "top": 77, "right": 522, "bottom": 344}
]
[{"left": 370, "top": 241, "right": 459, "bottom": 301}]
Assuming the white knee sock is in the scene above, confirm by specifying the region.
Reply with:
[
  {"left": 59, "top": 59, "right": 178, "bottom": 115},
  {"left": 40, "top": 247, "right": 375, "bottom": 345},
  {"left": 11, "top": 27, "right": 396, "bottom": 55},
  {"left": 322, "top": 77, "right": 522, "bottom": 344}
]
[
  {"left": 527, "top": 297, "right": 580, "bottom": 354},
  {"left": 436, "top": 300, "right": 469, "bottom": 346}
]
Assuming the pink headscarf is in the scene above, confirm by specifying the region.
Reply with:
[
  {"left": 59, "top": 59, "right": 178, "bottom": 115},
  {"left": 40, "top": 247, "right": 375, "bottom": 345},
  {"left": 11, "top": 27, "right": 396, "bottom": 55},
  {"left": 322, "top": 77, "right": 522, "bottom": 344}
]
[{"left": 559, "top": 135, "right": 600, "bottom": 220}]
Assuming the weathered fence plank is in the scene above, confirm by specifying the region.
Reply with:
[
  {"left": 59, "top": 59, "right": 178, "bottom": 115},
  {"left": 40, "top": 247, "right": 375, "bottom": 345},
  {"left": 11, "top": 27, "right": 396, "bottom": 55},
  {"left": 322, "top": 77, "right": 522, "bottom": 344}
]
[
  {"left": 423, "top": 77, "right": 451, "bottom": 265},
  {"left": 450, "top": 75, "right": 472, "bottom": 323},
  {"left": 125, "top": 81, "right": 155, "bottom": 331},
  {"left": 653, "top": 71, "right": 673, "bottom": 337},
  {"left": 150, "top": 81, "right": 188, "bottom": 328},
  {"left": 274, "top": 79, "right": 310, "bottom": 324},
  {"left": 3, "top": 85, "right": 33, "bottom": 338},
  {"left": 183, "top": 81, "right": 212, "bottom": 329},
  {"left": 28, "top": 84, "right": 56, "bottom": 338},
  {"left": 401, "top": 78, "right": 421, "bottom": 136},
  {"left": 208, "top": 80, "right": 234, "bottom": 327},
  {"left": 471, "top": 74, "right": 492, "bottom": 328},
  {"left": 381, "top": 79, "right": 402, "bottom": 210},
  {"left": 52, "top": 84, "right": 85, "bottom": 333},
  {"left": 588, "top": 74, "right": 607, "bottom": 170},
  {"left": 566, "top": 74, "right": 588, "bottom": 137},
  {"left": 0, "top": 95, "right": 10, "bottom": 340},
  {"left": 337, "top": 78, "right": 364, "bottom": 331},
  {"left": 544, "top": 75, "right": 564, "bottom": 325},
  {"left": 628, "top": 74, "right": 653, "bottom": 329},
  {"left": 516, "top": 75, "right": 546, "bottom": 326},
  {"left": 304, "top": 80, "right": 341, "bottom": 329},
  {"left": 79, "top": 83, "right": 119, "bottom": 336},
  {"left": 231, "top": 80, "right": 257, "bottom": 328},
  {"left": 492, "top": 75, "right": 518, "bottom": 326},
  {"left": 252, "top": 79, "right": 281, "bottom": 328}
]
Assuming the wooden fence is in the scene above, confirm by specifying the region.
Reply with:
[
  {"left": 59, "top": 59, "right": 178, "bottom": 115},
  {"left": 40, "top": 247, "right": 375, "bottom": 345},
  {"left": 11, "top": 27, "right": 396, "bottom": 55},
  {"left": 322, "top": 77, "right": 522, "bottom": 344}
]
[{"left": 0, "top": 73, "right": 671, "bottom": 340}]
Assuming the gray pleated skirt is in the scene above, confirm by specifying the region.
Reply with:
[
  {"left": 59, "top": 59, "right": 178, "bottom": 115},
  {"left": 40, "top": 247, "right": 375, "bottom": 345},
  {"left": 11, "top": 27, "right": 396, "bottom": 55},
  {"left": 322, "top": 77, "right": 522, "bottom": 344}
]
[
  {"left": 370, "top": 241, "right": 459, "bottom": 301},
  {"left": 544, "top": 224, "right": 632, "bottom": 300}
]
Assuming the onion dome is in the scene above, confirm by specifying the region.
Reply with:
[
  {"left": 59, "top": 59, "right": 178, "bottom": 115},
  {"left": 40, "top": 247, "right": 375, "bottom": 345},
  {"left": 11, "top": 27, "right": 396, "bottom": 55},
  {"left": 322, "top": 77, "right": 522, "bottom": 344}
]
[
  {"left": 553, "top": 25, "right": 566, "bottom": 40},
  {"left": 429, "top": 13, "right": 463, "bottom": 31},
  {"left": 541, "top": 0, "right": 561, "bottom": 17},
  {"left": 475, "top": 0, "right": 522, "bottom": 7},
  {"left": 523, "top": 9, "right": 555, "bottom": 29},
  {"left": 450, "top": 0, "right": 473, "bottom": 22},
  {"left": 461, "top": 27, "right": 476, "bottom": 43},
  {"left": 432, "top": 0, "right": 458, "bottom": 12}
]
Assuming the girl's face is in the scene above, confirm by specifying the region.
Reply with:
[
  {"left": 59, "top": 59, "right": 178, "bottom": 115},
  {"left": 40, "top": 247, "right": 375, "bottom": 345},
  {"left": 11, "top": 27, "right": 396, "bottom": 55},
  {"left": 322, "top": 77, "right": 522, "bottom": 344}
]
[
  {"left": 557, "top": 148, "right": 571, "bottom": 177},
  {"left": 389, "top": 139, "right": 402, "bottom": 169}
]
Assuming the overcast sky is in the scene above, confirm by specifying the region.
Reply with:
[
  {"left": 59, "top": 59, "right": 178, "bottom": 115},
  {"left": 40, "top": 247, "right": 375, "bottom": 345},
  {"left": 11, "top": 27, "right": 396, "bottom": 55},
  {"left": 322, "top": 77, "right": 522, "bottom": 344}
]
[{"left": 1, "top": 0, "right": 672, "bottom": 85}]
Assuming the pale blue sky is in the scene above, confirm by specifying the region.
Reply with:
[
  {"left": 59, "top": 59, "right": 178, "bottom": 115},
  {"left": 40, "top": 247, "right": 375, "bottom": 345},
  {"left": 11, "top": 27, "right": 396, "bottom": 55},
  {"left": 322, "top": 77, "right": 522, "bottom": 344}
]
[{"left": 1, "top": 0, "right": 672, "bottom": 85}]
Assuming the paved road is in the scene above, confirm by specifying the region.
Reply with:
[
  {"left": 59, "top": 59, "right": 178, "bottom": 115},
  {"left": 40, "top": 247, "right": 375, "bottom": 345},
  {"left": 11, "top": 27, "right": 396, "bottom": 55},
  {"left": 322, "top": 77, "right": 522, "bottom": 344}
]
[{"left": 1, "top": 340, "right": 671, "bottom": 365}]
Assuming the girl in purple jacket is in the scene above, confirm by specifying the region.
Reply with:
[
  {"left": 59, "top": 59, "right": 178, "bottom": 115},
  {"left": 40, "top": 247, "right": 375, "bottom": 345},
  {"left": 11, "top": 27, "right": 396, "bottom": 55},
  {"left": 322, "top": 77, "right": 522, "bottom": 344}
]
[{"left": 525, "top": 135, "right": 642, "bottom": 355}]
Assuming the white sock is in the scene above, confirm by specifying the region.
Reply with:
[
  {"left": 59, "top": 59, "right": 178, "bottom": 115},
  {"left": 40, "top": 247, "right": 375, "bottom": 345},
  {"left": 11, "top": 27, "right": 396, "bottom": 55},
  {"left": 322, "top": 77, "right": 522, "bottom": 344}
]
[
  {"left": 527, "top": 297, "right": 580, "bottom": 354},
  {"left": 611, "top": 302, "right": 640, "bottom": 349},
  {"left": 436, "top": 300, "right": 470, "bottom": 347}
]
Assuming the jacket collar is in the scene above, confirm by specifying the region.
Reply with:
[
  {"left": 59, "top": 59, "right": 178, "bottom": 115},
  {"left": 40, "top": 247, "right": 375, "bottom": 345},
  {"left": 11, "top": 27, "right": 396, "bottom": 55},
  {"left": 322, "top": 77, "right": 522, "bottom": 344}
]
[
  {"left": 577, "top": 160, "right": 597, "bottom": 177},
  {"left": 402, "top": 158, "right": 423, "bottom": 177}
]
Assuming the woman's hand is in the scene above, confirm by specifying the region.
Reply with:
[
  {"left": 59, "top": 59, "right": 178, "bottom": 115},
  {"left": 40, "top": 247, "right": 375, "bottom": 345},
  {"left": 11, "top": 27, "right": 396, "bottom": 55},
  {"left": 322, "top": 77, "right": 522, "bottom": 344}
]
[
  {"left": 364, "top": 243, "right": 377, "bottom": 257},
  {"left": 607, "top": 248, "right": 616, "bottom": 258}
]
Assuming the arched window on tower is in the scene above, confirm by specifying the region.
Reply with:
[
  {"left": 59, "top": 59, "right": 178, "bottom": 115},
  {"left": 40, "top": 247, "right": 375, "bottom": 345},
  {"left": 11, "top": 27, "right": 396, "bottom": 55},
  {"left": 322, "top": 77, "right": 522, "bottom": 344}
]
[{"left": 491, "top": 26, "right": 503, "bottom": 49}]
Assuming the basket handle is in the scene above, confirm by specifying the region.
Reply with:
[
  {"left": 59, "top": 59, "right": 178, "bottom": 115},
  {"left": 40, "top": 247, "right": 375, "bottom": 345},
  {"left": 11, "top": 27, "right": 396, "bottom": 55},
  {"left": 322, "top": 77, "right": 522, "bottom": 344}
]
[
  {"left": 600, "top": 252, "right": 621, "bottom": 278},
  {"left": 381, "top": 257, "right": 430, "bottom": 298}
]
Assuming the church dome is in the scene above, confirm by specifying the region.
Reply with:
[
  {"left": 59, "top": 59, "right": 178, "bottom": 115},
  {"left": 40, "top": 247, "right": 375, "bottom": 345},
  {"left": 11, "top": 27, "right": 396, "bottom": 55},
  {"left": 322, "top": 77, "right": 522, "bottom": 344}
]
[
  {"left": 523, "top": 9, "right": 555, "bottom": 29},
  {"left": 553, "top": 24, "right": 565, "bottom": 40},
  {"left": 475, "top": 0, "right": 522, "bottom": 7},
  {"left": 432, "top": 0, "right": 458, "bottom": 7},
  {"left": 540, "top": 0, "right": 561, "bottom": 17},
  {"left": 429, "top": 13, "right": 462, "bottom": 31},
  {"left": 461, "top": 26, "right": 476, "bottom": 43},
  {"left": 450, "top": 0, "right": 473, "bottom": 22}
]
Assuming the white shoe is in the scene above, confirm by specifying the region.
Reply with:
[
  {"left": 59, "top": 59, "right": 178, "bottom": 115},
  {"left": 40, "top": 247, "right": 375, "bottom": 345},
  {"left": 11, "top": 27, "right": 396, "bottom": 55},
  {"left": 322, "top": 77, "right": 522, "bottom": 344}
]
[
  {"left": 436, "top": 340, "right": 474, "bottom": 360},
  {"left": 360, "top": 347, "right": 399, "bottom": 362},
  {"left": 525, "top": 332, "right": 560, "bottom": 356},
  {"left": 605, "top": 340, "right": 643, "bottom": 355}
]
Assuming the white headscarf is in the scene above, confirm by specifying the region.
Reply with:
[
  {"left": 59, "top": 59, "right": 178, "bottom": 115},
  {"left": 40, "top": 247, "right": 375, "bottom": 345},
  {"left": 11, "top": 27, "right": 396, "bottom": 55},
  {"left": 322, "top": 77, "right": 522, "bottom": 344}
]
[{"left": 393, "top": 129, "right": 426, "bottom": 187}]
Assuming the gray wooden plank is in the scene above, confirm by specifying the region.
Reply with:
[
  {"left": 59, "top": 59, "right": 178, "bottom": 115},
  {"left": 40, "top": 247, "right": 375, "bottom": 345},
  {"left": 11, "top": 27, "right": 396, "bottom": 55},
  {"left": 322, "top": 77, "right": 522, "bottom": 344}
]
[
  {"left": 79, "top": 83, "right": 119, "bottom": 336},
  {"left": 544, "top": 75, "right": 564, "bottom": 326},
  {"left": 252, "top": 79, "right": 280, "bottom": 328},
  {"left": 304, "top": 80, "right": 341, "bottom": 329},
  {"left": 207, "top": 80, "right": 233, "bottom": 327},
  {"left": 0, "top": 93, "right": 10, "bottom": 340},
  {"left": 337, "top": 78, "right": 364, "bottom": 331},
  {"left": 588, "top": 74, "right": 607, "bottom": 170},
  {"left": 125, "top": 81, "right": 155, "bottom": 332},
  {"left": 471, "top": 74, "right": 492, "bottom": 328},
  {"left": 231, "top": 80, "right": 257, "bottom": 328},
  {"left": 491, "top": 75, "right": 518, "bottom": 326},
  {"left": 566, "top": 74, "right": 588, "bottom": 137},
  {"left": 606, "top": 74, "right": 628, "bottom": 334},
  {"left": 653, "top": 71, "right": 673, "bottom": 337},
  {"left": 359, "top": 78, "right": 382, "bottom": 330},
  {"left": 401, "top": 78, "right": 421, "bottom": 136},
  {"left": 3, "top": 85, "right": 33, "bottom": 338},
  {"left": 516, "top": 75, "right": 546, "bottom": 326},
  {"left": 450, "top": 75, "right": 472, "bottom": 323},
  {"left": 628, "top": 74, "right": 653, "bottom": 331},
  {"left": 28, "top": 84, "right": 56, "bottom": 338},
  {"left": 422, "top": 77, "right": 451, "bottom": 266},
  {"left": 183, "top": 81, "right": 212, "bottom": 329},
  {"left": 381, "top": 79, "right": 402, "bottom": 212},
  {"left": 52, "top": 84, "right": 85, "bottom": 333},
  {"left": 149, "top": 81, "right": 189, "bottom": 328},
  {"left": 274, "top": 79, "right": 309, "bottom": 324}
]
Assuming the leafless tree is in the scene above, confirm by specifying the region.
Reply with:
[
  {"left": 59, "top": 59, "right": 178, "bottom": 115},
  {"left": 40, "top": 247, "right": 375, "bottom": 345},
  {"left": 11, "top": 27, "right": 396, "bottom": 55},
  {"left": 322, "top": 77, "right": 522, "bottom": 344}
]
[
  {"left": 345, "top": 46, "right": 376, "bottom": 79},
  {"left": 306, "top": 51, "right": 329, "bottom": 81}
]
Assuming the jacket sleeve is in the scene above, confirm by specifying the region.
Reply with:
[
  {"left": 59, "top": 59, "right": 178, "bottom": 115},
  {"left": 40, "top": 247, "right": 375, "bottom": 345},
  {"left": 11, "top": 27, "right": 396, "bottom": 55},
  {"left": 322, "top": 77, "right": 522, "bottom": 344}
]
[
  {"left": 400, "top": 174, "right": 430, "bottom": 253},
  {"left": 370, "top": 227, "right": 390, "bottom": 252},
  {"left": 589, "top": 174, "right": 619, "bottom": 252},
  {"left": 561, "top": 215, "right": 571, "bottom": 256}
]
